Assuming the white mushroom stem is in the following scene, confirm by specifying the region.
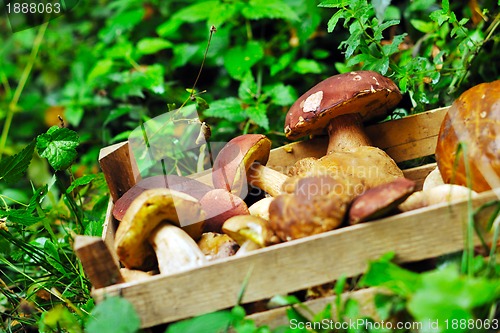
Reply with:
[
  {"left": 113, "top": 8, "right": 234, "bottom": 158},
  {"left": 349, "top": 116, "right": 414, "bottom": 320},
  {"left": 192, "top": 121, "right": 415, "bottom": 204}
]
[
  {"left": 248, "top": 197, "right": 274, "bottom": 221},
  {"left": 399, "top": 184, "right": 478, "bottom": 212},
  {"left": 148, "top": 224, "right": 207, "bottom": 275},
  {"left": 326, "top": 113, "right": 373, "bottom": 153},
  {"left": 247, "top": 163, "right": 288, "bottom": 197},
  {"left": 422, "top": 166, "right": 445, "bottom": 190},
  {"left": 236, "top": 240, "right": 262, "bottom": 256}
]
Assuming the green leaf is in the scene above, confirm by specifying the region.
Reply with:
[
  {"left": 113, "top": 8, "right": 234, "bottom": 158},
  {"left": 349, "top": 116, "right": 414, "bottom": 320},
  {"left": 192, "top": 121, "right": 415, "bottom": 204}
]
[
  {"left": 318, "top": 0, "right": 349, "bottom": 8},
  {"left": 246, "top": 104, "right": 269, "bottom": 130},
  {"left": 0, "top": 140, "right": 35, "bottom": 184},
  {"left": 292, "top": 59, "right": 322, "bottom": 74},
  {"left": 327, "top": 10, "right": 344, "bottom": 32},
  {"left": 238, "top": 72, "right": 258, "bottom": 102},
  {"left": 172, "top": 43, "right": 200, "bottom": 69},
  {"left": 0, "top": 208, "right": 43, "bottom": 226},
  {"left": 65, "top": 106, "right": 84, "bottom": 127},
  {"left": 86, "top": 297, "right": 140, "bottom": 333},
  {"left": 87, "top": 59, "right": 114, "bottom": 84},
  {"left": 137, "top": 38, "right": 173, "bottom": 55},
  {"left": 411, "top": 19, "right": 435, "bottom": 33},
  {"left": 203, "top": 97, "right": 245, "bottom": 123},
  {"left": 242, "top": 0, "right": 299, "bottom": 21},
  {"left": 267, "top": 83, "right": 297, "bottom": 106},
  {"left": 36, "top": 126, "right": 79, "bottom": 171},
  {"left": 360, "top": 258, "right": 420, "bottom": 297},
  {"left": 270, "top": 50, "right": 296, "bottom": 76},
  {"left": 224, "top": 41, "right": 264, "bottom": 80},
  {"left": 166, "top": 310, "right": 235, "bottom": 333},
  {"left": 67, "top": 174, "right": 97, "bottom": 193},
  {"left": 195, "top": 97, "right": 210, "bottom": 113},
  {"left": 44, "top": 240, "right": 66, "bottom": 274},
  {"left": 40, "top": 305, "right": 83, "bottom": 333}
]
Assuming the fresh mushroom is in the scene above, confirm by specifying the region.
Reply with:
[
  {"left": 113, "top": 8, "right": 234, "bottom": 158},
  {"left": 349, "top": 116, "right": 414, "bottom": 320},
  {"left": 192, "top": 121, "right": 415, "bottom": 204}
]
[
  {"left": 199, "top": 189, "right": 249, "bottom": 233},
  {"left": 112, "top": 175, "right": 212, "bottom": 221},
  {"left": 269, "top": 174, "right": 350, "bottom": 241},
  {"left": 197, "top": 232, "right": 239, "bottom": 260},
  {"left": 348, "top": 177, "right": 416, "bottom": 225},
  {"left": 398, "top": 184, "right": 478, "bottom": 212},
  {"left": 222, "top": 215, "right": 279, "bottom": 254},
  {"left": 212, "top": 134, "right": 288, "bottom": 197},
  {"left": 284, "top": 71, "right": 404, "bottom": 196},
  {"left": 248, "top": 197, "right": 274, "bottom": 221},
  {"left": 435, "top": 80, "right": 500, "bottom": 192},
  {"left": 422, "top": 166, "right": 445, "bottom": 190},
  {"left": 114, "top": 188, "right": 207, "bottom": 272},
  {"left": 285, "top": 71, "right": 402, "bottom": 153}
]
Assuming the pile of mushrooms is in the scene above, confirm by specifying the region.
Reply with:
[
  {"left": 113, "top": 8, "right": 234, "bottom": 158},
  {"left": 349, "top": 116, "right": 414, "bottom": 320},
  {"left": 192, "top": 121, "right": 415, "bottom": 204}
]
[{"left": 110, "top": 73, "right": 498, "bottom": 279}]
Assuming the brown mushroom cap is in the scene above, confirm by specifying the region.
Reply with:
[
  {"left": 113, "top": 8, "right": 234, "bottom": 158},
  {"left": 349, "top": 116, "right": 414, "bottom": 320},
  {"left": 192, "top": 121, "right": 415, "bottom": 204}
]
[
  {"left": 113, "top": 175, "right": 212, "bottom": 221},
  {"left": 435, "top": 80, "right": 500, "bottom": 192},
  {"left": 285, "top": 71, "right": 402, "bottom": 140},
  {"left": 115, "top": 188, "right": 205, "bottom": 270},
  {"left": 348, "top": 177, "right": 416, "bottom": 225},
  {"left": 212, "top": 134, "right": 271, "bottom": 196},
  {"left": 269, "top": 174, "right": 349, "bottom": 241},
  {"left": 199, "top": 189, "right": 249, "bottom": 233}
]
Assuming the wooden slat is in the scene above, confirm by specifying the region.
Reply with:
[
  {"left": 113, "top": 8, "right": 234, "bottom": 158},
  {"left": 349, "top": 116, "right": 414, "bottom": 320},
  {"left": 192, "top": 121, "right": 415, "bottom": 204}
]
[
  {"left": 99, "top": 142, "right": 140, "bottom": 202},
  {"left": 92, "top": 190, "right": 498, "bottom": 328},
  {"left": 74, "top": 236, "right": 124, "bottom": 289},
  {"left": 403, "top": 163, "right": 437, "bottom": 190}
]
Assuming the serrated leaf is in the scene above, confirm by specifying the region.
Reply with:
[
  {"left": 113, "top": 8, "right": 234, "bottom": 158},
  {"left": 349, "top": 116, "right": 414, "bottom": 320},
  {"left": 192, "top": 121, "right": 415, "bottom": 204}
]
[
  {"left": 318, "top": 0, "right": 349, "bottom": 8},
  {"left": 242, "top": 0, "right": 299, "bottom": 21},
  {"left": 246, "top": 104, "right": 269, "bottom": 130},
  {"left": 382, "top": 33, "right": 407, "bottom": 57},
  {"left": 327, "top": 10, "right": 344, "bottom": 32},
  {"left": 0, "top": 140, "right": 35, "bottom": 184},
  {"left": 203, "top": 97, "right": 245, "bottom": 123},
  {"left": 238, "top": 72, "right": 258, "bottom": 102},
  {"left": 137, "top": 38, "right": 173, "bottom": 55},
  {"left": 36, "top": 126, "right": 79, "bottom": 171},
  {"left": 0, "top": 209, "right": 43, "bottom": 226},
  {"left": 86, "top": 297, "right": 140, "bottom": 333},
  {"left": 224, "top": 41, "right": 264, "bottom": 80}
]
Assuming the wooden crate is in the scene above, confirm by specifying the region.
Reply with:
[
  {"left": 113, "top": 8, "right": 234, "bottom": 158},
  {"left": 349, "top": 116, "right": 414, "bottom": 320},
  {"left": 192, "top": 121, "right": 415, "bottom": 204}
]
[{"left": 78, "top": 107, "right": 499, "bottom": 329}]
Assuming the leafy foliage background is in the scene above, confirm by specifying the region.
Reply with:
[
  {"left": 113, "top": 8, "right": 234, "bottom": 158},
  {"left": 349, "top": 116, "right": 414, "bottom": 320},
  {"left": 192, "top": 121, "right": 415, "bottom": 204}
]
[{"left": 0, "top": 0, "right": 499, "bottom": 332}]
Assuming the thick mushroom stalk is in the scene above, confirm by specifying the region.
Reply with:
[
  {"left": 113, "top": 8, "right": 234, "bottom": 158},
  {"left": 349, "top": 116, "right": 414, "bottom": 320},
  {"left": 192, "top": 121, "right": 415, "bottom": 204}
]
[
  {"left": 285, "top": 71, "right": 402, "bottom": 154},
  {"left": 148, "top": 224, "right": 207, "bottom": 275},
  {"left": 115, "top": 188, "right": 205, "bottom": 271},
  {"left": 212, "top": 134, "right": 287, "bottom": 197}
]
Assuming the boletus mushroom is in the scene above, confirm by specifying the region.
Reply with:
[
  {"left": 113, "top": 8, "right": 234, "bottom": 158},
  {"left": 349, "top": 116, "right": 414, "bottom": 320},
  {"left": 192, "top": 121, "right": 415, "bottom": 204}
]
[
  {"left": 222, "top": 215, "right": 279, "bottom": 254},
  {"left": 284, "top": 71, "right": 404, "bottom": 196},
  {"left": 348, "top": 177, "right": 416, "bottom": 225},
  {"left": 199, "top": 189, "right": 249, "bottom": 233},
  {"left": 112, "top": 175, "right": 212, "bottom": 221},
  {"left": 435, "top": 80, "right": 500, "bottom": 192},
  {"left": 197, "top": 232, "right": 239, "bottom": 260},
  {"left": 269, "top": 174, "right": 350, "bottom": 241},
  {"left": 212, "top": 134, "right": 288, "bottom": 197},
  {"left": 114, "top": 188, "right": 207, "bottom": 273}
]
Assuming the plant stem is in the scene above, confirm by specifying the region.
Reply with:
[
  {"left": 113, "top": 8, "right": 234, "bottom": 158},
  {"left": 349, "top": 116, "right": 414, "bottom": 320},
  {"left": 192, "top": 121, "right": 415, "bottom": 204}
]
[{"left": 0, "top": 22, "right": 48, "bottom": 160}]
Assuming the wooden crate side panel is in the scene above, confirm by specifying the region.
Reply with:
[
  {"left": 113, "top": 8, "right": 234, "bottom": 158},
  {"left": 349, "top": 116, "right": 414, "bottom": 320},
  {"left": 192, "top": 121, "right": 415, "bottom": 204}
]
[{"left": 92, "top": 190, "right": 497, "bottom": 328}]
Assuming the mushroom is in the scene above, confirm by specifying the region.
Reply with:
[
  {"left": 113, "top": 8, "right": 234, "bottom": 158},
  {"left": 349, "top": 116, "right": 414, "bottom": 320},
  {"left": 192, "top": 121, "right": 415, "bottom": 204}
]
[
  {"left": 269, "top": 174, "right": 350, "bottom": 241},
  {"left": 112, "top": 175, "right": 212, "bottom": 221},
  {"left": 114, "top": 188, "right": 207, "bottom": 273},
  {"left": 422, "top": 166, "right": 445, "bottom": 190},
  {"left": 248, "top": 197, "right": 274, "bottom": 221},
  {"left": 222, "top": 215, "right": 279, "bottom": 254},
  {"left": 197, "top": 232, "right": 239, "bottom": 260},
  {"left": 398, "top": 184, "right": 478, "bottom": 212},
  {"left": 348, "top": 178, "right": 416, "bottom": 225},
  {"left": 212, "top": 134, "right": 288, "bottom": 197},
  {"left": 199, "top": 189, "right": 250, "bottom": 233},
  {"left": 285, "top": 71, "right": 402, "bottom": 153},
  {"left": 284, "top": 71, "right": 404, "bottom": 196},
  {"left": 435, "top": 80, "right": 500, "bottom": 192}
]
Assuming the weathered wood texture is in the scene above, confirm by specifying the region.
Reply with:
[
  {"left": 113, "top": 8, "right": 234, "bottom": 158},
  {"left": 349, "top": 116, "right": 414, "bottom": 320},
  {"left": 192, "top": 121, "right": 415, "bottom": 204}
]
[
  {"left": 92, "top": 190, "right": 498, "bottom": 328},
  {"left": 74, "top": 236, "right": 124, "bottom": 289}
]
